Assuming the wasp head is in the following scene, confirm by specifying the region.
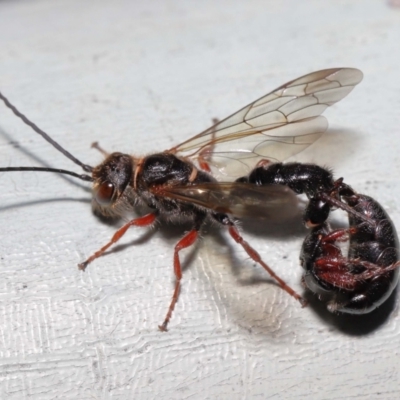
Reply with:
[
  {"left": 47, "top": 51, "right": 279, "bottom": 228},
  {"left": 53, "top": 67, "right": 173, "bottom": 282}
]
[{"left": 91, "top": 153, "right": 135, "bottom": 216}]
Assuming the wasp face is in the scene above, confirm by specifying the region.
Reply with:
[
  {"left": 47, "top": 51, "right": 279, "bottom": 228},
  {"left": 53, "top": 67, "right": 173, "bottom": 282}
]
[{"left": 92, "top": 153, "right": 134, "bottom": 209}]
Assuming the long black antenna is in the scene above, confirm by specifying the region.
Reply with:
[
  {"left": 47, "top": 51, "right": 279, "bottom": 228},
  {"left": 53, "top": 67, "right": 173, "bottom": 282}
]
[
  {"left": 0, "top": 167, "right": 94, "bottom": 182},
  {"left": 0, "top": 91, "right": 94, "bottom": 176}
]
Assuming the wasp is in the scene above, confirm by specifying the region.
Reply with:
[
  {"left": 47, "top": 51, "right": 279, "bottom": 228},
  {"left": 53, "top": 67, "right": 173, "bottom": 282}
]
[
  {"left": 300, "top": 185, "right": 400, "bottom": 314},
  {"left": 233, "top": 159, "right": 400, "bottom": 313},
  {"left": 0, "top": 68, "right": 363, "bottom": 330}
]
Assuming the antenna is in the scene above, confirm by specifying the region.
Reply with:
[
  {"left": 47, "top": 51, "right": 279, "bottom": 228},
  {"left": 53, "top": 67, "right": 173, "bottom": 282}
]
[
  {"left": 0, "top": 91, "right": 94, "bottom": 180},
  {"left": 0, "top": 166, "right": 94, "bottom": 182}
]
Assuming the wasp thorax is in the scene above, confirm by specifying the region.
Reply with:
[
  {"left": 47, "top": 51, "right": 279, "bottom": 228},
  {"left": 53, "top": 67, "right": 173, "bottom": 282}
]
[{"left": 92, "top": 153, "right": 133, "bottom": 206}]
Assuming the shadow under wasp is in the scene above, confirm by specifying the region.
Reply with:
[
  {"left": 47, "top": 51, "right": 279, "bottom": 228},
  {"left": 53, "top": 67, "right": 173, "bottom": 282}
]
[{"left": 0, "top": 67, "right": 363, "bottom": 331}]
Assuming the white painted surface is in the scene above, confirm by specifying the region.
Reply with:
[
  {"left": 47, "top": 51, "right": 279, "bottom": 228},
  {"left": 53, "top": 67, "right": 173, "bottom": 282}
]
[{"left": 0, "top": 1, "right": 399, "bottom": 399}]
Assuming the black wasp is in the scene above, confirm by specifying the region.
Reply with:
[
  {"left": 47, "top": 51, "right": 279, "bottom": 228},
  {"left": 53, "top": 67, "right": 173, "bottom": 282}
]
[
  {"left": 0, "top": 68, "right": 363, "bottom": 330},
  {"left": 301, "top": 185, "right": 400, "bottom": 314},
  {"left": 232, "top": 160, "right": 400, "bottom": 313}
]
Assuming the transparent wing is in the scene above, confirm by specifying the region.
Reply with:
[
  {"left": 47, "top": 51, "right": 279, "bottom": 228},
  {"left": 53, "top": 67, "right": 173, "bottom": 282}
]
[
  {"left": 153, "top": 182, "right": 299, "bottom": 220},
  {"left": 169, "top": 68, "right": 363, "bottom": 180}
]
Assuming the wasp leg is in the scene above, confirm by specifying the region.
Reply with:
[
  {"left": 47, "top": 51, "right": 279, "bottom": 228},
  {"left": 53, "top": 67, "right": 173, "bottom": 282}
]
[
  {"left": 355, "top": 260, "right": 400, "bottom": 280},
  {"left": 315, "top": 257, "right": 400, "bottom": 290},
  {"left": 227, "top": 223, "right": 306, "bottom": 307},
  {"left": 197, "top": 118, "right": 219, "bottom": 172},
  {"left": 78, "top": 213, "right": 157, "bottom": 270},
  {"left": 213, "top": 211, "right": 305, "bottom": 307},
  {"left": 159, "top": 213, "right": 205, "bottom": 332},
  {"left": 314, "top": 257, "right": 361, "bottom": 290},
  {"left": 319, "top": 227, "right": 358, "bottom": 244}
]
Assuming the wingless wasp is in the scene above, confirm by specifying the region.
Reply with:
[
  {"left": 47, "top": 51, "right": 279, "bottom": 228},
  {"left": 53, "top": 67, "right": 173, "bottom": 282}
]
[
  {"left": 234, "top": 162, "right": 400, "bottom": 313},
  {"left": 300, "top": 185, "right": 400, "bottom": 314},
  {"left": 0, "top": 68, "right": 363, "bottom": 330}
]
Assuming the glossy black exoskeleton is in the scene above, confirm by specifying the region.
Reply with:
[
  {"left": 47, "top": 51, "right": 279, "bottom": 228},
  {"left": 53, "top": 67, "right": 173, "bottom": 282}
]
[
  {"left": 238, "top": 161, "right": 400, "bottom": 313},
  {"left": 237, "top": 162, "right": 337, "bottom": 226},
  {"left": 0, "top": 68, "right": 363, "bottom": 330},
  {"left": 300, "top": 189, "right": 399, "bottom": 314}
]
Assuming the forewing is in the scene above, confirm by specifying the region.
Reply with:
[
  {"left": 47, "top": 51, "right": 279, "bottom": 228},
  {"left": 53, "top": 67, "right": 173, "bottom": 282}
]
[
  {"left": 169, "top": 68, "right": 363, "bottom": 179},
  {"left": 155, "top": 182, "right": 299, "bottom": 220}
]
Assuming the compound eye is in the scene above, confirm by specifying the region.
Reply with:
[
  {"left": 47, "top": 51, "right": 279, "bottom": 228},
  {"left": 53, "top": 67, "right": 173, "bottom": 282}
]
[{"left": 95, "top": 182, "right": 115, "bottom": 205}]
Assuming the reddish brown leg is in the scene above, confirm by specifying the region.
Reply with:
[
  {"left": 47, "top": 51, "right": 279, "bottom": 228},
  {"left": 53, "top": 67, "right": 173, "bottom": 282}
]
[
  {"left": 311, "top": 226, "right": 391, "bottom": 290},
  {"left": 312, "top": 227, "right": 361, "bottom": 290},
  {"left": 78, "top": 213, "right": 156, "bottom": 270},
  {"left": 228, "top": 225, "right": 307, "bottom": 307},
  {"left": 158, "top": 229, "right": 199, "bottom": 332},
  {"left": 320, "top": 227, "right": 358, "bottom": 244},
  {"left": 314, "top": 257, "right": 360, "bottom": 290},
  {"left": 256, "top": 159, "right": 273, "bottom": 168},
  {"left": 198, "top": 118, "right": 219, "bottom": 172},
  {"left": 314, "top": 250, "right": 400, "bottom": 290},
  {"left": 313, "top": 256, "right": 398, "bottom": 290},
  {"left": 356, "top": 260, "right": 400, "bottom": 279}
]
